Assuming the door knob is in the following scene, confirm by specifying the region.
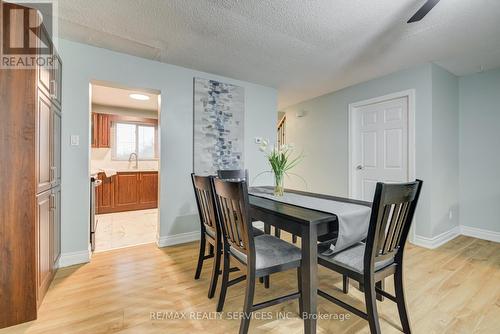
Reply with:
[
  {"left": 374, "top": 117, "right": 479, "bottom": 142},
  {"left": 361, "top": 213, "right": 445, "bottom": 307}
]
[{"left": 356, "top": 165, "right": 364, "bottom": 170}]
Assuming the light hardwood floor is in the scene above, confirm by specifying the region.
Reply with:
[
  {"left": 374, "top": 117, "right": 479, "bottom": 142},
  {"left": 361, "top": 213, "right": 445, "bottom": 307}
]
[{"left": 2, "top": 235, "right": 499, "bottom": 334}]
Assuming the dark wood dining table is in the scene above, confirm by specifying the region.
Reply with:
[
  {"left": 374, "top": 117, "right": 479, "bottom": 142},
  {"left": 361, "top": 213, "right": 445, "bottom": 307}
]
[{"left": 248, "top": 187, "right": 371, "bottom": 334}]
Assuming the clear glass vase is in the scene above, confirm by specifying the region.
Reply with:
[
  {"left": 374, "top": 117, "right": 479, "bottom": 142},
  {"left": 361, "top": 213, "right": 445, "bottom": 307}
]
[{"left": 273, "top": 172, "right": 284, "bottom": 196}]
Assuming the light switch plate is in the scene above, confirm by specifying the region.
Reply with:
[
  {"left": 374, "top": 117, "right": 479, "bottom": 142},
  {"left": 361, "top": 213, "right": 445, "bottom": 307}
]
[{"left": 70, "top": 135, "right": 80, "bottom": 146}]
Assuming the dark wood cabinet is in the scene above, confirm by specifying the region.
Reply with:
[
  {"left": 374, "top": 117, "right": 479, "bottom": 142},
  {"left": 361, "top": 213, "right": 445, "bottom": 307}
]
[
  {"left": 139, "top": 172, "right": 159, "bottom": 207},
  {"left": 52, "top": 108, "right": 62, "bottom": 186},
  {"left": 91, "top": 113, "right": 111, "bottom": 148},
  {"left": 97, "top": 173, "right": 115, "bottom": 212},
  {"left": 51, "top": 53, "right": 62, "bottom": 108},
  {"left": 36, "top": 190, "right": 53, "bottom": 307},
  {"left": 115, "top": 173, "right": 141, "bottom": 210},
  {"left": 96, "top": 171, "right": 158, "bottom": 214},
  {"left": 52, "top": 186, "right": 61, "bottom": 266},
  {"left": 0, "top": 1, "right": 62, "bottom": 328},
  {"left": 37, "top": 90, "right": 52, "bottom": 193}
]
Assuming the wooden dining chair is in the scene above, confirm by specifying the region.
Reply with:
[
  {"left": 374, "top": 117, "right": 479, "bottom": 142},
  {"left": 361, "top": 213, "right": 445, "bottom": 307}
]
[
  {"left": 211, "top": 177, "right": 303, "bottom": 334},
  {"left": 192, "top": 173, "right": 266, "bottom": 298},
  {"left": 191, "top": 174, "right": 223, "bottom": 299},
  {"left": 317, "top": 180, "right": 423, "bottom": 334}
]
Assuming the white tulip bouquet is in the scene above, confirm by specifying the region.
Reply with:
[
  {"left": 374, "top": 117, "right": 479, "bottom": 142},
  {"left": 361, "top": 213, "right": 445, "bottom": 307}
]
[{"left": 258, "top": 139, "right": 304, "bottom": 196}]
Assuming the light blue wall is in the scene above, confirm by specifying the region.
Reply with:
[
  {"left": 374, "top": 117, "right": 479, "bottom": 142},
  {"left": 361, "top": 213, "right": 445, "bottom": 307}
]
[
  {"left": 431, "top": 65, "right": 460, "bottom": 236},
  {"left": 281, "top": 64, "right": 435, "bottom": 237},
  {"left": 59, "top": 39, "right": 277, "bottom": 255},
  {"left": 459, "top": 68, "right": 500, "bottom": 233}
]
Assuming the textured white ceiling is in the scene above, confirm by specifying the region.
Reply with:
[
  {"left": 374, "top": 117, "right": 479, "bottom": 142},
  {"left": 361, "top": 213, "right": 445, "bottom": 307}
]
[{"left": 58, "top": 0, "right": 500, "bottom": 108}]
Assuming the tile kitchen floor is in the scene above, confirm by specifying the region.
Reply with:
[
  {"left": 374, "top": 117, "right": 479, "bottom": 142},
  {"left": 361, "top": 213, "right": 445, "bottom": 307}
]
[{"left": 95, "top": 208, "right": 158, "bottom": 252}]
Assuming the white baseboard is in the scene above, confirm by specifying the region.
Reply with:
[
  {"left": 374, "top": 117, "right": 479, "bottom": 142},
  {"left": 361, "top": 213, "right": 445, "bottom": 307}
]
[
  {"left": 460, "top": 225, "right": 500, "bottom": 243},
  {"left": 157, "top": 231, "right": 200, "bottom": 248},
  {"left": 411, "top": 226, "right": 461, "bottom": 249},
  {"left": 58, "top": 249, "right": 91, "bottom": 268}
]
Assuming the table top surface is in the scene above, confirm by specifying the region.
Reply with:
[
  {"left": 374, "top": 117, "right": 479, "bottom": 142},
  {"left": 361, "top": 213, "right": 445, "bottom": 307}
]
[{"left": 248, "top": 186, "right": 371, "bottom": 225}]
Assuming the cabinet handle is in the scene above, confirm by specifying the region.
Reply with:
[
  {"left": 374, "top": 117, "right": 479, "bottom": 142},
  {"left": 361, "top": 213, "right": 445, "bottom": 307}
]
[
  {"left": 50, "top": 194, "right": 55, "bottom": 210},
  {"left": 50, "top": 166, "right": 56, "bottom": 181},
  {"left": 50, "top": 80, "right": 57, "bottom": 99}
]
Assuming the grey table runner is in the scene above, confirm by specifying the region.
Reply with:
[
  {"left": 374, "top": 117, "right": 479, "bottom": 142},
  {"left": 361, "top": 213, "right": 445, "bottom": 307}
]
[{"left": 249, "top": 187, "right": 372, "bottom": 255}]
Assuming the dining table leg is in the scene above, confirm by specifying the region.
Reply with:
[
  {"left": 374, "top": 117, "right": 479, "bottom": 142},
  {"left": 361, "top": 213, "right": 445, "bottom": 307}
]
[{"left": 301, "top": 224, "right": 318, "bottom": 334}]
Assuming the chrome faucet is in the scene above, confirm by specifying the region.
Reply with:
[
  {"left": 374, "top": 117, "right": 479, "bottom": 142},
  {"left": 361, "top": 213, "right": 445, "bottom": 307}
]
[{"left": 128, "top": 152, "right": 138, "bottom": 169}]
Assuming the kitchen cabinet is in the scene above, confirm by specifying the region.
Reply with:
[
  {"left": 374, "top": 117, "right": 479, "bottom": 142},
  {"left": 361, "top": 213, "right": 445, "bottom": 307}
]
[
  {"left": 52, "top": 186, "right": 61, "bottom": 266},
  {"left": 51, "top": 53, "right": 63, "bottom": 108},
  {"left": 139, "top": 172, "right": 159, "bottom": 207},
  {"left": 37, "top": 90, "right": 52, "bottom": 193},
  {"left": 96, "top": 171, "right": 158, "bottom": 214},
  {"left": 36, "top": 190, "right": 54, "bottom": 307},
  {"left": 114, "top": 172, "right": 141, "bottom": 211},
  {"left": 97, "top": 173, "right": 115, "bottom": 213},
  {"left": 0, "top": 1, "right": 62, "bottom": 328},
  {"left": 52, "top": 108, "right": 62, "bottom": 186},
  {"left": 91, "top": 113, "right": 111, "bottom": 148}
]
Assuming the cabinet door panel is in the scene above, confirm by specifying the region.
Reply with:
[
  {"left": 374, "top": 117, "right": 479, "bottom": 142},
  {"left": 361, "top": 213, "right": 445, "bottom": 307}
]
[
  {"left": 91, "top": 113, "right": 99, "bottom": 148},
  {"left": 139, "top": 172, "right": 158, "bottom": 208},
  {"left": 97, "top": 173, "right": 114, "bottom": 214},
  {"left": 114, "top": 173, "right": 140, "bottom": 209},
  {"left": 37, "top": 91, "right": 52, "bottom": 193},
  {"left": 51, "top": 109, "right": 61, "bottom": 186},
  {"left": 98, "top": 114, "right": 110, "bottom": 148},
  {"left": 36, "top": 190, "right": 53, "bottom": 305},
  {"left": 51, "top": 53, "right": 62, "bottom": 107},
  {"left": 52, "top": 187, "right": 61, "bottom": 266}
]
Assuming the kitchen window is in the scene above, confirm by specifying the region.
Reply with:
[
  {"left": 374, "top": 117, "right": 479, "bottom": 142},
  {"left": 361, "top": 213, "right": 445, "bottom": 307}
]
[{"left": 112, "top": 122, "right": 157, "bottom": 160}]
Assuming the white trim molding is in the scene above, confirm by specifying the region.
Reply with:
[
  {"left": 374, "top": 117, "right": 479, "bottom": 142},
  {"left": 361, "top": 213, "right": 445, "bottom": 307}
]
[
  {"left": 157, "top": 231, "right": 200, "bottom": 248},
  {"left": 461, "top": 226, "right": 500, "bottom": 243},
  {"left": 58, "top": 249, "right": 91, "bottom": 268},
  {"left": 411, "top": 226, "right": 461, "bottom": 249}
]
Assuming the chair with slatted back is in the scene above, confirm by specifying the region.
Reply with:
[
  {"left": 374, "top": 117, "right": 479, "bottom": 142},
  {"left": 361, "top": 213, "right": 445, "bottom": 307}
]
[
  {"left": 191, "top": 174, "right": 222, "bottom": 299},
  {"left": 317, "top": 180, "right": 423, "bottom": 334},
  {"left": 211, "top": 177, "right": 303, "bottom": 334}
]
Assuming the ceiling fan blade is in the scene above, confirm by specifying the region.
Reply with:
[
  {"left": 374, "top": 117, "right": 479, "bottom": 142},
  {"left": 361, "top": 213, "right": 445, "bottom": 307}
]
[{"left": 407, "top": 0, "right": 441, "bottom": 23}]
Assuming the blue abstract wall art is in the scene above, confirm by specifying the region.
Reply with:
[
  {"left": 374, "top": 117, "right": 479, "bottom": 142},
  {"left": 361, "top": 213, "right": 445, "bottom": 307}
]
[{"left": 193, "top": 78, "right": 245, "bottom": 175}]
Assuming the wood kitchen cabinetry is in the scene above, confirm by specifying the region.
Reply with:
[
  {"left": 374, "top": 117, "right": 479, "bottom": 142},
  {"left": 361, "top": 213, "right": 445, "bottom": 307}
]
[
  {"left": 92, "top": 113, "right": 111, "bottom": 148},
  {"left": 96, "top": 172, "right": 158, "bottom": 214},
  {"left": 0, "top": 1, "right": 62, "bottom": 328}
]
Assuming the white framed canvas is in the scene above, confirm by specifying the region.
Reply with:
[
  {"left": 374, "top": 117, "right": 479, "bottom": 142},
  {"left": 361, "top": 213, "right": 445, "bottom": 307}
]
[{"left": 193, "top": 78, "right": 245, "bottom": 175}]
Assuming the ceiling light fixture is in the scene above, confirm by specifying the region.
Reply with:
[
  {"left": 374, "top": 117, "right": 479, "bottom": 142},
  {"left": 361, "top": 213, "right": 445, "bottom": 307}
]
[{"left": 129, "top": 93, "right": 150, "bottom": 101}]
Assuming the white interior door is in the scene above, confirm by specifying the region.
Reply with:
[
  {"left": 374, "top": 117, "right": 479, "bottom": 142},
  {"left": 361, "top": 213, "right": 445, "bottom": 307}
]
[{"left": 351, "top": 96, "right": 409, "bottom": 201}]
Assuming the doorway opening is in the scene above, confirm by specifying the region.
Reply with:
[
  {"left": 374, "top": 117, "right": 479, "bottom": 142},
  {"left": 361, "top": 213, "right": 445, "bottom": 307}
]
[{"left": 89, "top": 81, "right": 161, "bottom": 253}]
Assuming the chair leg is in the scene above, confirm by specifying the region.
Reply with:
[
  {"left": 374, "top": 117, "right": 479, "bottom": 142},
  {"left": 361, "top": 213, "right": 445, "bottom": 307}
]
[
  {"left": 194, "top": 235, "right": 206, "bottom": 279},
  {"left": 394, "top": 269, "right": 412, "bottom": 333},
  {"left": 297, "top": 268, "right": 303, "bottom": 317},
  {"left": 208, "top": 241, "right": 222, "bottom": 299},
  {"left": 342, "top": 275, "right": 349, "bottom": 294},
  {"left": 208, "top": 244, "right": 215, "bottom": 256},
  {"left": 364, "top": 277, "right": 381, "bottom": 334},
  {"left": 216, "top": 251, "right": 230, "bottom": 312},
  {"left": 376, "top": 279, "right": 384, "bottom": 301},
  {"left": 274, "top": 227, "right": 281, "bottom": 238},
  {"left": 239, "top": 272, "right": 256, "bottom": 334},
  {"left": 259, "top": 277, "right": 264, "bottom": 284},
  {"left": 264, "top": 275, "right": 270, "bottom": 289},
  {"left": 292, "top": 234, "right": 298, "bottom": 244}
]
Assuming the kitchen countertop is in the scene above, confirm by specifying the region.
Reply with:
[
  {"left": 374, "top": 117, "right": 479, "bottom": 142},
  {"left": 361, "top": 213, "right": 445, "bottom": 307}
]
[{"left": 91, "top": 169, "right": 158, "bottom": 175}]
